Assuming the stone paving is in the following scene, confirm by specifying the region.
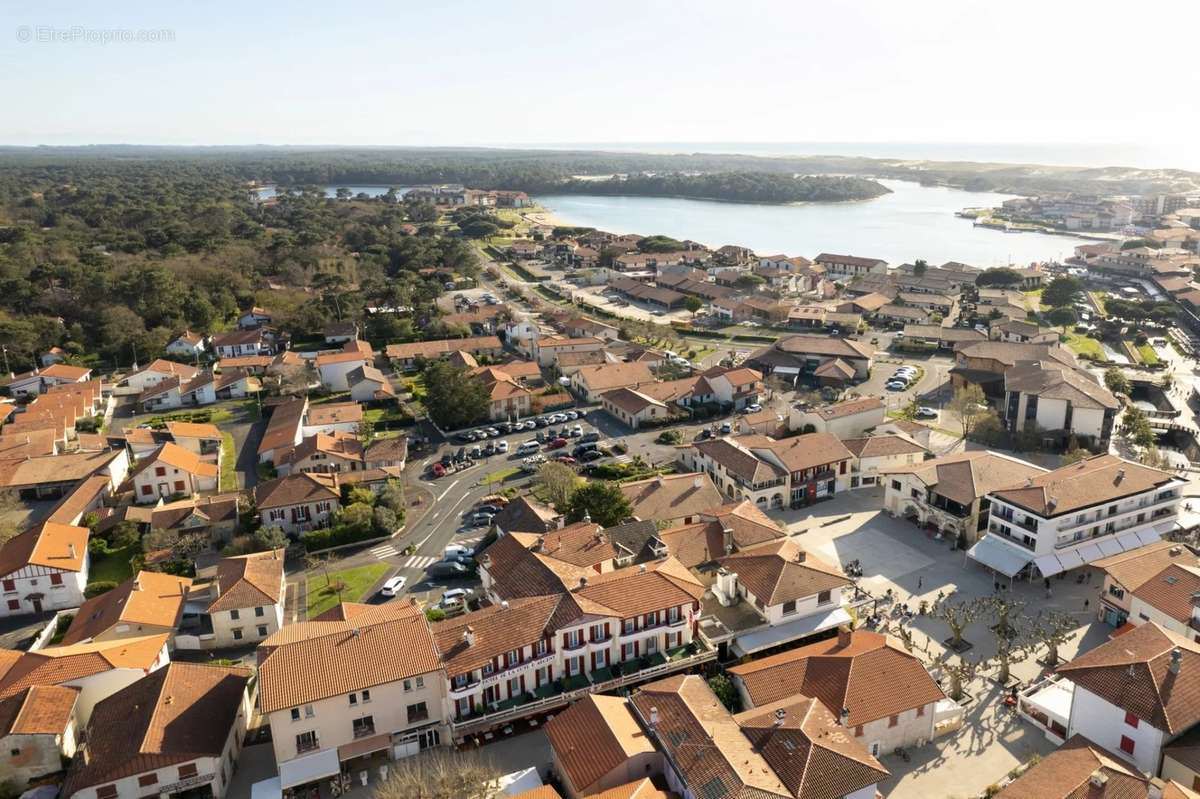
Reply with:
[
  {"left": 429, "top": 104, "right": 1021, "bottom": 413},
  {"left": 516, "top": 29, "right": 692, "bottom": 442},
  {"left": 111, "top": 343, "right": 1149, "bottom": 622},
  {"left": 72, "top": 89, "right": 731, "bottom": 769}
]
[{"left": 771, "top": 488, "right": 1106, "bottom": 799}]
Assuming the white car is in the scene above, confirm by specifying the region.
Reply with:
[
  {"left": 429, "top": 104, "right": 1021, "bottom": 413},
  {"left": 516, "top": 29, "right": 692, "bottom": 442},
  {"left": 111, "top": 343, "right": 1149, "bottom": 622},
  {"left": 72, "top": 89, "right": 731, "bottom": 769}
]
[
  {"left": 380, "top": 575, "right": 407, "bottom": 597},
  {"left": 496, "top": 440, "right": 509, "bottom": 453},
  {"left": 440, "top": 588, "right": 472, "bottom": 608}
]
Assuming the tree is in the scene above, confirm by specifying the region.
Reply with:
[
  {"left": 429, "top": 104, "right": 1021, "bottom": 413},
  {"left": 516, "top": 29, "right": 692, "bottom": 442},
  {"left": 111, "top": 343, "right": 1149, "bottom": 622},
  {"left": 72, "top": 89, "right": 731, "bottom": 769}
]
[
  {"left": 1103, "top": 367, "right": 1130, "bottom": 395},
  {"left": 939, "top": 653, "right": 987, "bottom": 702},
  {"left": 948, "top": 384, "right": 989, "bottom": 439},
  {"left": 565, "top": 481, "right": 632, "bottom": 527},
  {"left": 1034, "top": 610, "right": 1077, "bottom": 666},
  {"left": 982, "top": 596, "right": 1037, "bottom": 684},
  {"left": 275, "top": 363, "right": 312, "bottom": 397},
  {"left": 1123, "top": 405, "right": 1157, "bottom": 449},
  {"left": 253, "top": 525, "right": 288, "bottom": 551},
  {"left": 735, "top": 273, "right": 766, "bottom": 290},
  {"left": 373, "top": 749, "right": 500, "bottom": 799},
  {"left": 912, "top": 259, "right": 927, "bottom": 276},
  {"left": 708, "top": 673, "right": 740, "bottom": 712},
  {"left": 933, "top": 596, "right": 981, "bottom": 651},
  {"left": 109, "top": 520, "right": 141, "bottom": 550},
  {"left": 1047, "top": 306, "right": 1077, "bottom": 331},
  {"left": 1061, "top": 445, "right": 1090, "bottom": 465},
  {"left": 536, "top": 462, "right": 578, "bottom": 510},
  {"left": 682, "top": 295, "right": 703, "bottom": 317},
  {"left": 1042, "top": 275, "right": 1084, "bottom": 309},
  {"left": 975, "top": 267, "right": 1023, "bottom": 288},
  {"left": 421, "top": 361, "right": 490, "bottom": 430}
]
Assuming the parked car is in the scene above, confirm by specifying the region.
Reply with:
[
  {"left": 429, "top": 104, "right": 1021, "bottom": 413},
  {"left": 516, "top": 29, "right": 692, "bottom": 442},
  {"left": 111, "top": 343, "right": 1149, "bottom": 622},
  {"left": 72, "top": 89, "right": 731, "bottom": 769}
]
[
  {"left": 485, "top": 427, "right": 500, "bottom": 438},
  {"left": 428, "top": 562, "right": 469, "bottom": 579},
  {"left": 517, "top": 440, "right": 541, "bottom": 455},
  {"left": 470, "top": 446, "right": 483, "bottom": 460},
  {"left": 496, "top": 440, "right": 509, "bottom": 453},
  {"left": 555, "top": 455, "right": 577, "bottom": 465},
  {"left": 476, "top": 504, "right": 501, "bottom": 515},
  {"left": 916, "top": 407, "right": 938, "bottom": 419},
  {"left": 547, "top": 437, "right": 568, "bottom": 450},
  {"left": 720, "top": 421, "right": 733, "bottom": 434},
  {"left": 569, "top": 425, "right": 583, "bottom": 437},
  {"left": 439, "top": 588, "right": 473, "bottom": 608},
  {"left": 565, "top": 410, "right": 580, "bottom": 420},
  {"left": 885, "top": 381, "right": 908, "bottom": 391},
  {"left": 579, "top": 450, "right": 604, "bottom": 463},
  {"left": 380, "top": 575, "right": 407, "bottom": 597},
  {"left": 573, "top": 442, "right": 599, "bottom": 457},
  {"left": 579, "top": 431, "right": 601, "bottom": 444},
  {"left": 431, "top": 462, "right": 446, "bottom": 478},
  {"left": 742, "top": 403, "right": 762, "bottom": 414},
  {"left": 469, "top": 512, "right": 494, "bottom": 527}
]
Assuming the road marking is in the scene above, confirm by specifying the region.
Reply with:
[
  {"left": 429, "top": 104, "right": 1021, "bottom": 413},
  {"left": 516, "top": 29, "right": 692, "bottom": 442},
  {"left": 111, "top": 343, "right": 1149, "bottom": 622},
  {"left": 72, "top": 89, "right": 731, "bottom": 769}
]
[
  {"left": 369, "top": 543, "right": 401, "bottom": 559},
  {"left": 402, "top": 555, "right": 437, "bottom": 570},
  {"left": 437, "top": 479, "right": 461, "bottom": 501}
]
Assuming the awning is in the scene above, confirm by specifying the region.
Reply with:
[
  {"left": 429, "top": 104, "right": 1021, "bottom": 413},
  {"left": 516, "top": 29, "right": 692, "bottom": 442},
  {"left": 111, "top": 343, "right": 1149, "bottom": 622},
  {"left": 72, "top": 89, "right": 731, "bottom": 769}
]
[
  {"left": 279, "top": 749, "right": 340, "bottom": 789},
  {"left": 733, "top": 606, "right": 851, "bottom": 656},
  {"left": 1116, "top": 532, "right": 1142, "bottom": 551},
  {"left": 251, "top": 778, "right": 282, "bottom": 799},
  {"left": 1077, "top": 543, "right": 1103, "bottom": 562},
  {"left": 1034, "top": 554, "right": 1066, "bottom": 578},
  {"left": 1097, "top": 538, "right": 1124, "bottom": 557},
  {"left": 967, "top": 536, "right": 1031, "bottom": 578},
  {"left": 338, "top": 732, "right": 391, "bottom": 761},
  {"left": 1057, "top": 549, "right": 1086, "bottom": 572}
]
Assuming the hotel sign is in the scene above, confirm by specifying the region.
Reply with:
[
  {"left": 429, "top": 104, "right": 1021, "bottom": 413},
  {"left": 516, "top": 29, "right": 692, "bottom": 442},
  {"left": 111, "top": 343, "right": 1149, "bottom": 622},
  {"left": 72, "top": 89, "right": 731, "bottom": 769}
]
[{"left": 155, "top": 772, "right": 215, "bottom": 794}]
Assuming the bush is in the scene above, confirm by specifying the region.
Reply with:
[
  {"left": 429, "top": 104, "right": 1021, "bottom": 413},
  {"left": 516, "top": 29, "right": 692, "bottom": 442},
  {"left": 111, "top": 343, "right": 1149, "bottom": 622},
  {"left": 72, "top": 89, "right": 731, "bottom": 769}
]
[
  {"left": 85, "top": 581, "right": 117, "bottom": 598},
  {"left": 424, "top": 607, "right": 447, "bottom": 622},
  {"left": 301, "top": 523, "right": 383, "bottom": 552},
  {"left": 655, "top": 430, "right": 683, "bottom": 445},
  {"left": 373, "top": 506, "right": 399, "bottom": 535}
]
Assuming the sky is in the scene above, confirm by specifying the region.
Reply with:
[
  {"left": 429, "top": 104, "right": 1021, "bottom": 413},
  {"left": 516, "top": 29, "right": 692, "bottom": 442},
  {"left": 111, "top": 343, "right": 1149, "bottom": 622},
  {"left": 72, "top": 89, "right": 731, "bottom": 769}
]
[{"left": 3, "top": 0, "right": 1199, "bottom": 168}]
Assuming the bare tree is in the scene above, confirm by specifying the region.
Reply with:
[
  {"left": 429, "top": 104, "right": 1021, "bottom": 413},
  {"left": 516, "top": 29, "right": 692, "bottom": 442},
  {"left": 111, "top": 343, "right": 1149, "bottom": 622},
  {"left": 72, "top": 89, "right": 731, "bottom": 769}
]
[
  {"left": 0, "top": 490, "right": 21, "bottom": 547},
  {"left": 982, "top": 596, "right": 1038, "bottom": 684},
  {"left": 305, "top": 552, "right": 344, "bottom": 603},
  {"left": 1034, "top": 610, "right": 1078, "bottom": 666},
  {"left": 939, "top": 653, "right": 988, "bottom": 702},
  {"left": 373, "top": 748, "right": 500, "bottom": 799},
  {"left": 933, "top": 596, "right": 982, "bottom": 651},
  {"left": 947, "top": 384, "right": 989, "bottom": 439},
  {"left": 275, "top": 363, "right": 312, "bottom": 398}
]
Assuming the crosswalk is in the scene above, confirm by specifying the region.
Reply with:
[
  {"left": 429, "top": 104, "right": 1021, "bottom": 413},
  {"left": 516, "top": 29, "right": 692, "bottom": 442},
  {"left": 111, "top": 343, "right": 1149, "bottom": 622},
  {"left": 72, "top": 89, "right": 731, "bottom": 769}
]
[
  {"left": 368, "top": 542, "right": 401, "bottom": 560},
  {"left": 401, "top": 555, "right": 438, "bottom": 570},
  {"left": 457, "top": 535, "right": 482, "bottom": 548}
]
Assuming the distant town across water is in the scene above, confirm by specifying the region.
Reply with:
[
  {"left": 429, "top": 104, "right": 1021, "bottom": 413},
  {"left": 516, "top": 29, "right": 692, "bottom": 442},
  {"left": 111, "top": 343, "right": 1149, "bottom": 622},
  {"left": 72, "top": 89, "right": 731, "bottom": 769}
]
[{"left": 258, "top": 179, "right": 1095, "bottom": 268}]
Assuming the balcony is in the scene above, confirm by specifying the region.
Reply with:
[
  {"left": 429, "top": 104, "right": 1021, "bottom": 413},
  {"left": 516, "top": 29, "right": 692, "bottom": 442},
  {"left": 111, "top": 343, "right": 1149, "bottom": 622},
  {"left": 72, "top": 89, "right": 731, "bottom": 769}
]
[
  {"left": 562, "top": 638, "right": 585, "bottom": 652},
  {"left": 352, "top": 723, "right": 376, "bottom": 740},
  {"left": 1055, "top": 494, "right": 1181, "bottom": 536},
  {"left": 451, "top": 643, "right": 716, "bottom": 741},
  {"left": 296, "top": 737, "right": 321, "bottom": 754}
]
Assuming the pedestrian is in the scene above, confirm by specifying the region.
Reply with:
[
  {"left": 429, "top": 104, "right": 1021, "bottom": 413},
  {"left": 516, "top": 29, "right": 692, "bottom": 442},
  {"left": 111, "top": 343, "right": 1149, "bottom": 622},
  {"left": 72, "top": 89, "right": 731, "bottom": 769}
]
[
  {"left": 1084, "top": 598, "right": 1090, "bottom": 610},
  {"left": 917, "top": 576, "right": 923, "bottom": 591}
]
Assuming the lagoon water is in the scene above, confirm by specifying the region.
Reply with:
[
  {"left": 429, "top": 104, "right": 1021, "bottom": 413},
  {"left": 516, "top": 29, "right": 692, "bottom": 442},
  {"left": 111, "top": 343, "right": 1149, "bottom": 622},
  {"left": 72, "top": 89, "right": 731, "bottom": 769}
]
[{"left": 536, "top": 180, "right": 1088, "bottom": 268}]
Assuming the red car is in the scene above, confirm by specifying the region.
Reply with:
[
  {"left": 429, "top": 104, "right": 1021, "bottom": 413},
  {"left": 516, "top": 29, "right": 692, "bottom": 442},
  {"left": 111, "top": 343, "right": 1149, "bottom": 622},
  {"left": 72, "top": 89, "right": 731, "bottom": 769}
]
[
  {"left": 546, "top": 437, "right": 568, "bottom": 450},
  {"left": 554, "top": 455, "right": 576, "bottom": 465},
  {"left": 431, "top": 463, "right": 446, "bottom": 478}
]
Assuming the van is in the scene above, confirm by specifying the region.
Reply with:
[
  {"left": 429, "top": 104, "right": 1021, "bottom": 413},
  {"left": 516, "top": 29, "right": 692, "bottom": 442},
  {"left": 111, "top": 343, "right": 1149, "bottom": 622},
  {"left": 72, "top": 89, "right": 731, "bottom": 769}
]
[
  {"left": 517, "top": 440, "right": 541, "bottom": 455},
  {"left": 573, "top": 442, "right": 599, "bottom": 457},
  {"left": 579, "top": 431, "right": 601, "bottom": 444},
  {"left": 444, "top": 544, "right": 470, "bottom": 561}
]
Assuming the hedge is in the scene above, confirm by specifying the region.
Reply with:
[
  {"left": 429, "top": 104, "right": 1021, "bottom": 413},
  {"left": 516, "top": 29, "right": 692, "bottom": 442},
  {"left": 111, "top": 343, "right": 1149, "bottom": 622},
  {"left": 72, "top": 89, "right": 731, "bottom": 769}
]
[
  {"left": 301, "top": 525, "right": 383, "bottom": 552},
  {"left": 85, "top": 581, "right": 117, "bottom": 598},
  {"left": 730, "top": 334, "right": 779, "bottom": 343}
]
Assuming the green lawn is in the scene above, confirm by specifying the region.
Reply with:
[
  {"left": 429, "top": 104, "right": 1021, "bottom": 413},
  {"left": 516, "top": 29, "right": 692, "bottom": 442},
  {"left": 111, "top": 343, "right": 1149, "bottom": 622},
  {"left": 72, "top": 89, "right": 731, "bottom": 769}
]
[
  {"left": 363, "top": 405, "right": 406, "bottom": 425},
  {"left": 1136, "top": 343, "right": 1160, "bottom": 365},
  {"left": 88, "top": 545, "right": 137, "bottom": 586},
  {"left": 220, "top": 432, "right": 236, "bottom": 491},
  {"left": 482, "top": 466, "right": 521, "bottom": 486},
  {"left": 306, "top": 563, "right": 391, "bottom": 617},
  {"left": 1063, "top": 332, "right": 1103, "bottom": 360},
  {"left": 1022, "top": 289, "right": 1044, "bottom": 312}
]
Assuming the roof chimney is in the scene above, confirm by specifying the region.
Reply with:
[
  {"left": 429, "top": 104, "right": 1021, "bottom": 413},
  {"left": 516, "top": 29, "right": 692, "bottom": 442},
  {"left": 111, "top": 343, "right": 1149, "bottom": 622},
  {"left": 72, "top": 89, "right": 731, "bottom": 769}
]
[
  {"left": 1116, "top": 468, "right": 1126, "bottom": 484},
  {"left": 1170, "top": 648, "right": 1183, "bottom": 675},
  {"left": 579, "top": 576, "right": 588, "bottom": 588},
  {"left": 463, "top": 626, "right": 475, "bottom": 647},
  {"left": 500, "top": 600, "right": 509, "bottom": 610},
  {"left": 795, "top": 549, "right": 807, "bottom": 564},
  {"left": 693, "top": 475, "right": 703, "bottom": 489},
  {"left": 133, "top": 575, "right": 141, "bottom": 591},
  {"left": 840, "top": 707, "right": 850, "bottom": 725},
  {"left": 481, "top": 553, "right": 492, "bottom": 568},
  {"left": 68, "top": 543, "right": 76, "bottom": 559},
  {"left": 649, "top": 706, "right": 659, "bottom": 728},
  {"left": 1089, "top": 770, "right": 1108, "bottom": 789},
  {"left": 582, "top": 510, "right": 591, "bottom": 524},
  {"left": 837, "top": 626, "right": 852, "bottom": 648},
  {"left": 1148, "top": 778, "right": 1166, "bottom": 799},
  {"left": 723, "top": 526, "right": 734, "bottom": 556}
]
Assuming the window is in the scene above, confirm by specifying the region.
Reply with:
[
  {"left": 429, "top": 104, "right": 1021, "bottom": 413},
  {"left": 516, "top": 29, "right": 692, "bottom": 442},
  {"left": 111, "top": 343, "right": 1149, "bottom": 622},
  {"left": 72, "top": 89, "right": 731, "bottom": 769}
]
[
  {"left": 255, "top": 606, "right": 265, "bottom": 617},
  {"left": 507, "top": 649, "right": 520, "bottom": 666},
  {"left": 232, "top": 628, "right": 243, "bottom": 640},
  {"left": 782, "top": 600, "right": 796, "bottom": 615},
  {"left": 817, "top": 590, "right": 831, "bottom": 605},
  {"left": 891, "top": 480, "right": 902, "bottom": 491},
  {"left": 483, "top": 662, "right": 494, "bottom": 676},
  {"left": 9, "top": 747, "right": 19, "bottom": 756},
  {"left": 403, "top": 679, "right": 413, "bottom": 692},
  {"left": 178, "top": 763, "right": 199, "bottom": 779},
  {"left": 453, "top": 674, "right": 469, "bottom": 689},
  {"left": 155, "top": 466, "right": 166, "bottom": 477},
  {"left": 304, "top": 704, "right": 314, "bottom": 718},
  {"left": 296, "top": 731, "right": 319, "bottom": 753},
  {"left": 349, "top": 693, "right": 358, "bottom": 706},
  {"left": 888, "top": 714, "right": 899, "bottom": 728},
  {"left": 1119, "top": 735, "right": 1135, "bottom": 755},
  {"left": 855, "top": 725, "right": 864, "bottom": 737},
  {"left": 917, "top": 705, "right": 925, "bottom": 717},
  {"left": 535, "top": 639, "right": 547, "bottom": 656},
  {"left": 6, "top": 600, "right": 18, "bottom": 611},
  {"left": 412, "top": 679, "right": 421, "bottom": 691},
  {"left": 1124, "top": 712, "right": 1139, "bottom": 728},
  {"left": 1108, "top": 585, "right": 1125, "bottom": 600},
  {"left": 407, "top": 702, "right": 429, "bottom": 724},
  {"left": 623, "top": 619, "right": 635, "bottom": 635},
  {"left": 1, "top": 579, "right": 13, "bottom": 593},
  {"left": 291, "top": 708, "right": 300, "bottom": 721},
  {"left": 352, "top": 715, "right": 375, "bottom": 738},
  {"left": 911, "top": 489, "right": 921, "bottom": 500},
  {"left": 258, "top": 625, "right": 268, "bottom": 637},
  {"left": 50, "top": 573, "right": 63, "bottom": 586},
  {"left": 141, "top": 484, "right": 153, "bottom": 495},
  {"left": 668, "top": 607, "right": 681, "bottom": 624},
  {"left": 174, "top": 480, "right": 186, "bottom": 492},
  {"left": 230, "top": 609, "right": 240, "bottom": 620},
  {"left": 362, "top": 689, "right": 371, "bottom": 702},
  {"left": 96, "top": 786, "right": 118, "bottom": 799}
]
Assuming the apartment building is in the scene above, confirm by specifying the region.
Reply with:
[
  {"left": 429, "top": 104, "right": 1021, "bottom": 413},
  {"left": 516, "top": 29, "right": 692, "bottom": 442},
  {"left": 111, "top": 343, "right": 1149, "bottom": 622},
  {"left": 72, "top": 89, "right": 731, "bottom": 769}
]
[
  {"left": 257, "top": 601, "right": 450, "bottom": 792},
  {"left": 974, "top": 455, "right": 1185, "bottom": 580},
  {"left": 1093, "top": 541, "right": 1199, "bottom": 630}
]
